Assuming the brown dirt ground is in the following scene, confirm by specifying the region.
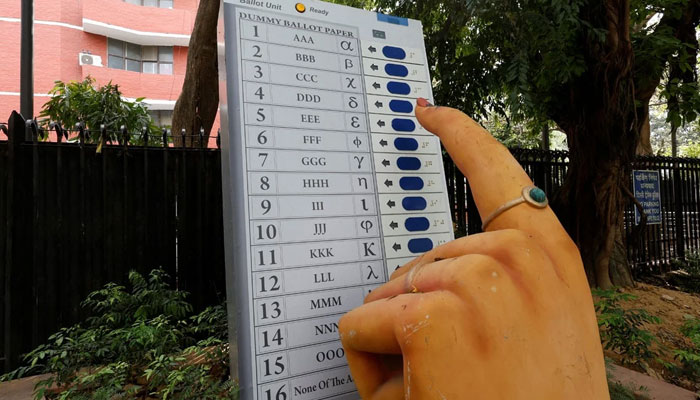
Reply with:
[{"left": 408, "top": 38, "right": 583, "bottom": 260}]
[{"left": 596, "top": 282, "right": 700, "bottom": 392}]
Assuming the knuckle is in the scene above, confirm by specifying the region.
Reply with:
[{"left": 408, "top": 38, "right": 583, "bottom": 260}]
[{"left": 499, "top": 229, "right": 539, "bottom": 250}]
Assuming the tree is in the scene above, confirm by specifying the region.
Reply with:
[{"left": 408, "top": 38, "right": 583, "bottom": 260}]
[
  {"left": 171, "top": 0, "right": 220, "bottom": 147},
  {"left": 40, "top": 77, "right": 157, "bottom": 144},
  {"left": 649, "top": 92, "right": 700, "bottom": 156},
  {"left": 364, "top": 0, "right": 700, "bottom": 288}
]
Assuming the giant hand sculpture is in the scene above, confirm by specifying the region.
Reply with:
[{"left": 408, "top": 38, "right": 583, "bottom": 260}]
[{"left": 338, "top": 100, "right": 609, "bottom": 399}]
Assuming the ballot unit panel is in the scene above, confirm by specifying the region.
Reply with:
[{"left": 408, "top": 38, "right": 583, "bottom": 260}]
[{"left": 222, "top": 1, "right": 454, "bottom": 398}]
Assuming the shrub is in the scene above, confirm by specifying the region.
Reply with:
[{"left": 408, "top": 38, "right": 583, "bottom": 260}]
[
  {"left": 39, "top": 77, "right": 160, "bottom": 145},
  {"left": 672, "top": 317, "right": 700, "bottom": 380},
  {"left": 669, "top": 253, "right": 700, "bottom": 293},
  {"left": 593, "top": 288, "right": 661, "bottom": 368},
  {"left": 0, "top": 269, "right": 236, "bottom": 399},
  {"left": 608, "top": 380, "right": 638, "bottom": 400}
]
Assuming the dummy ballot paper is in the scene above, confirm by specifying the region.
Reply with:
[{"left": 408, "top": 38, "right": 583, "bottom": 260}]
[{"left": 220, "top": 0, "right": 454, "bottom": 398}]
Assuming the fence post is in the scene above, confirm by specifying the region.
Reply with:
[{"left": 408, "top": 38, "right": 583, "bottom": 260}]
[
  {"left": 142, "top": 126, "right": 148, "bottom": 147},
  {"left": 142, "top": 126, "right": 149, "bottom": 269},
  {"left": 3, "top": 111, "right": 27, "bottom": 372},
  {"left": 28, "top": 119, "right": 42, "bottom": 348},
  {"left": 673, "top": 166, "right": 686, "bottom": 260}
]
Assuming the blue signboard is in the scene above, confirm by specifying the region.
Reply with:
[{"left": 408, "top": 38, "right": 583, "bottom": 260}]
[{"left": 632, "top": 170, "right": 662, "bottom": 225}]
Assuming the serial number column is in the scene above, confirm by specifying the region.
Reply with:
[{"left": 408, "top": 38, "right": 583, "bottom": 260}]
[{"left": 238, "top": 10, "right": 384, "bottom": 400}]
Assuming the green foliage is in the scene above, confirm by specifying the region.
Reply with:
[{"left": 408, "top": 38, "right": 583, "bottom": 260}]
[
  {"left": 593, "top": 288, "right": 662, "bottom": 368},
  {"left": 679, "top": 142, "right": 700, "bottom": 158},
  {"left": 633, "top": 0, "right": 700, "bottom": 130},
  {"left": 669, "top": 252, "right": 700, "bottom": 293},
  {"left": 39, "top": 77, "right": 159, "bottom": 144},
  {"left": 648, "top": 93, "right": 700, "bottom": 157},
  {"left": 608, "top": 380, "right": 638, "bottom": 400},
  {"left": 672, "top": 317, "right": 700, "bottom": 380},
  {"left": 673, "top": 252, "right": 700, "bottom": 276},
  {"left": 482, "top": 113, "right": 550, "bottom": 149},
  {"left": 333, "top": 0, "right": 699, "bottom": 151},
  {"left": 0, "top": 270, "right": 236, "bottom": 399}
]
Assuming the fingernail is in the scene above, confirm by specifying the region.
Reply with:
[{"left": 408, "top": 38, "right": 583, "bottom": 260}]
[{"left": 416, "top": 97, "right": 433, "bottom": 107}]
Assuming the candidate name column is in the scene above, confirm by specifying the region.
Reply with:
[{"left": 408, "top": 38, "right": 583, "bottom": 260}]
[{"left": 237, "top": 9, "right": 384, "bottom": 400}]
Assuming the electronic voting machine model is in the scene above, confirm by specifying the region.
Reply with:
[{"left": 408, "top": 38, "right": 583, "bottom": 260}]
[{"left": 220, "top": 0, "right": 454, "bottom": 398}]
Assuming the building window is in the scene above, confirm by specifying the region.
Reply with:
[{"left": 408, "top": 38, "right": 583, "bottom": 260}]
[
  {"left": 149, "top": 110, "right": 173, "bottom": 127},
  {"left": 123, "top": 0, "right": 173, "bottom": 9},
  {"left": 107, "top": 39, "right": 174, "bottom": 75}
]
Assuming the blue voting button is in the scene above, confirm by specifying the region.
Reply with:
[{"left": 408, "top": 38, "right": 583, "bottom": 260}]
[
  {"left": 385, "top": 63, "right": 409, "bottom": 77},
  {"left": 382, "top": 46, "right": 406, "bottom": 60},
  {"left": 402, "top": 196, "right": 427, "bottom": 210},
  {"left": 394, "top": 137, "right": 419, "bottom": 151},
  {"left": 399, "top": 176, "right": 424, "bottom": 190},
  {"left": 389, "top": 99, "right": 413, "bottom": 113},
  {"left": 408, "top": 238, "right": 433, "bottom": 253},
  {"left": 387, "top": 81, "right": 411, "bottom": 95},
  {"left": 392, "top": 118, "right": 415, "bottom": 132},
  {"left": 397, "top": 157, "right": 421, "bottom": 170},
  {"left": 405, "top": 217, "right": 430, "bottom": 232}
]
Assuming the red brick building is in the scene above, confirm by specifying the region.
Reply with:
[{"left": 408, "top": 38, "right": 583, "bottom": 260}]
[{"left": 0, "top": 0, "right": 219, "bottom": 133}]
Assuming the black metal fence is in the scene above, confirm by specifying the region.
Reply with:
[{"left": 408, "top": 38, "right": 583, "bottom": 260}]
[
  {"left": 443, "top": 147, "right": 700, "bottom": 272},
  {"left": 1, "top": 112, "right": 225, "bottom": 373},
  {"left": 2, "top": 110, "right": 699, "bottom": 373}
]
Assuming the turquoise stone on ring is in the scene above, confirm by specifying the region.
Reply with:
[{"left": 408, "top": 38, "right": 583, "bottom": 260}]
[
  {"left": 521, "top": 185, "right": 548, "bottom": 208},
  {"left": 482, "top": 185, "right": 549, "bottom": 230},
  {"left": 529, "top": 187, "right": 547, "bottom": 204}
]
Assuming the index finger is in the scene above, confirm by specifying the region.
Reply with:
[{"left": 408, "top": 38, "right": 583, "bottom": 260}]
[{"left": 415, "top": 101, "right": 569, "bottom": 242}]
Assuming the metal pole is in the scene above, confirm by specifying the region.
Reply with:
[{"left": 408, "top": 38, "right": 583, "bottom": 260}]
[{"left": 20, "top": 0, "right": 34, "bottom": 119}]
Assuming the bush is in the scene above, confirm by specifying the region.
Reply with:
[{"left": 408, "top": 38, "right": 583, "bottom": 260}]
[
  {"left": 0, "top": 269, "right": 236, "bottom": 399},
  {"left": 669, "top": 253, "right": 700, "bottom": 293},
  {"left": 608, "top": 380, "right": 638, "bottom": 400},
  {"left": 593, "top": 288, "right": 661, "bottom": 368},
  {"left": 672, "top": 317, "right": 700, "bottom": 380},
  {"left": 39, "top": 77, "right": 160, "bottom": 145}
]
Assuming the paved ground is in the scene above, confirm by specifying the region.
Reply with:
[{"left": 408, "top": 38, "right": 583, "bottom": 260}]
[
  {"left": 0, "top": 366, "right": 697, "bottom": 399},
  {"left": 0, "top": 374, "right": 51, "bottom": 400},
  {"left": 608, "top": 365, "right": 698, "bottom": 400}
]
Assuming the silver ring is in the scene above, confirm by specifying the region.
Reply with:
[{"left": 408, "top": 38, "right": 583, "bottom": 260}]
[{"left": 481, "top": 185, "right": 548, "bottom": 231}]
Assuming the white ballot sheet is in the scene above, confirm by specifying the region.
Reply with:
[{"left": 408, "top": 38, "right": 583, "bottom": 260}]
[{"left": 220, "top": 1, "right": 454, "bottom": 398}]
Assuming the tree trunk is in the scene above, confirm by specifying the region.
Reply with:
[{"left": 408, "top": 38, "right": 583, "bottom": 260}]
[
  {"left": 172, "top": 0, "right": 220, "bottom": 148},
  {"left": 550, "top": 0, "right": 638, "bottom": 288},
  {"left": 541, "top": 123, "right": 550, "bottom": 151},
  {"left": 554, "top": 155, "right": 634, "bottom": 288},
  {"left": 636, "top": 112, "right": 652, "bottom": 155}
]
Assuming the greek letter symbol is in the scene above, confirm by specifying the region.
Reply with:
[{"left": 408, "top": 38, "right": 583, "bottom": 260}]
[
  {"left": 360, "top": 220, "right": 373, "bottom": 233},
  {"left": 340, "top": 40, "right": 354, "bottom": 52},
  {"left": 352, "top": 136, "right": 362, "bottom": 148},
  {"left": 366, "top": 265, "right": 379, "bottom": 280},
  {"left": 353, "top": 156, "right": 365, "bottom": 169},
  {"left": 362, "top": 242, "right": 376, "bottom": 257},
  {"left": 357, "top": 177, "right": 368, "bottom": 189}
]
